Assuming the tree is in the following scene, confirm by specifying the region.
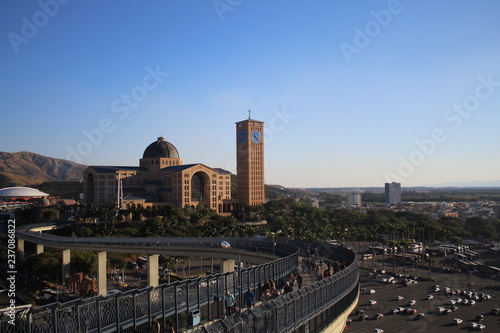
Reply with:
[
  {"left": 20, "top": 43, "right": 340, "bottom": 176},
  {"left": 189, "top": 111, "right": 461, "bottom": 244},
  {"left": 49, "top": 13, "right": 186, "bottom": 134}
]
[
  {"left": 71, "top": 251, "right": 97, "bottom": 276},
  {"left": 25, "top": 252, "right": 61, "bottom": 281}
]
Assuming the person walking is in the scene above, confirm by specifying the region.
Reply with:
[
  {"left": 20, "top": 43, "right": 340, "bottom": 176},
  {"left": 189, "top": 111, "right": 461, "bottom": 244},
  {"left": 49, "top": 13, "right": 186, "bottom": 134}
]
[
  {"left": 164, "top": 322, "right": 175, "bottom": 333},
  {"left": 224, "top": 291, "right": 235, "bottom": 316},
  {"left": 150, "top": 316, "right": 160, "bottom": 333},
  {"left": 296, "top": 273, "right": 303, "bottom": 289},
  {"left": 243, "top": 288, "right": 255, "bottom": 308},
  {"left": 261, "top": 289, "right": 272, "bottom": 301},
  {"left": 283, "top": 282, "right": 293, "bottom": 294}
]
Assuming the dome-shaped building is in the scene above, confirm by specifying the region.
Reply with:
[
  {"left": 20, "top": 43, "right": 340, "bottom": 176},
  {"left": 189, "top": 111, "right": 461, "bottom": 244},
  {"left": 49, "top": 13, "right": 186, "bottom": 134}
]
[
  {"left": 142, "top": 137, "right": 180, "bottom": 159},
  {"left": 83, "top": 136, "right": 233, "bottom": 214}
]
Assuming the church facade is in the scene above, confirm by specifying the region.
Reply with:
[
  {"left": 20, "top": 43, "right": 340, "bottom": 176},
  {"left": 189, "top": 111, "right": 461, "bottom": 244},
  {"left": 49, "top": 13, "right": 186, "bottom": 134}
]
[{"left": 83, "top": 115, "right": 264, "bottom": 214}]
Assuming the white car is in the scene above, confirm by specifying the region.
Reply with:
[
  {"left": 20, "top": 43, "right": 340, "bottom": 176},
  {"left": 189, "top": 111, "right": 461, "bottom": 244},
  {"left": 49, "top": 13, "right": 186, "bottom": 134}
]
[
  {"left": 453, "top": 318, "right": 463, "bottom": 325},
  {"left": 469, "top": 322, "right": 478, "bottom": 329},
  {"left": 408, "top": 300, "right": 416, "bottom": 306},
  {"left": 425, "top": 295, "right": 433, "bottom": 300},
  {"left": 369, "top": 300, "right": 377, "bottom": 305},
  {"left": 374, "top": 329, "right": 384, "bottom": 333},
  {"left": 476, "top": 324, "right": 486, "bottom": 330},
  {"left": 437, "top": 307, "right": 446, "bottom": 313},
  {"left": 369, "top": 289, "right": 376, "bottom": 294},
  {"left": 396, "top": 295, "right": 404, "bottom": 301}
]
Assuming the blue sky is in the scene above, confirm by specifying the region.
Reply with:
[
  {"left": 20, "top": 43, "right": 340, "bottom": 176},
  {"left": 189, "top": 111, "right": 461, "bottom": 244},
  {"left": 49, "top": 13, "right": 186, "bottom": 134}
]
[{"left": 1, "top": 0, "right": 499, "bottom": 187}]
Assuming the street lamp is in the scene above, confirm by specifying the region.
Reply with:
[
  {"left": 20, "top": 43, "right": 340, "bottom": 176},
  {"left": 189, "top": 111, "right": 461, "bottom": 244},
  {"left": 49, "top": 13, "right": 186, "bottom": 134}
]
[
  {"left": 220, "top": 241, "right": 242, "bottom": 310},
  {"left": 272, "top": 230, "right": 282, "bottom": 259}
]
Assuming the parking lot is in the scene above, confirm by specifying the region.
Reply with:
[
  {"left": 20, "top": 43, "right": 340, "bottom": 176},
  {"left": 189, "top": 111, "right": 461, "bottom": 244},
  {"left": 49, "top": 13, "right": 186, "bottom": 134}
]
[{"left": 346, "top": 262, "right": 500, "bottom": 332}]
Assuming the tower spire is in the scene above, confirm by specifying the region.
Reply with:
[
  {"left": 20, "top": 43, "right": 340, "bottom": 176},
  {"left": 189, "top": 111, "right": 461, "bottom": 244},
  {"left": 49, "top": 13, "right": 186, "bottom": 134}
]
[{"left": 248, "top": 109, "right": 252, "bottom": 119}]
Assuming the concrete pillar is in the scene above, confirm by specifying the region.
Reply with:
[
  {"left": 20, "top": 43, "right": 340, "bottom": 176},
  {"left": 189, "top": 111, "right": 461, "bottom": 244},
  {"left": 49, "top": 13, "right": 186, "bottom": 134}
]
[
  {"left": 97, "top": 251, "right": 107, "bottom": 296},
  {"left": 18, "top": 239, "right": 24, "bottom": 255},
  {"left": 222, "top": 259, "right": 235, "bottom": 273},
  {"left": 36, "top": 244, "right": 44, "bottom": 254},
  {"left": 62, "top": 249, "right": 71, "bottom": 284},
  {"left": 147, "top": 254, "right": 159, "bottom": 287}
]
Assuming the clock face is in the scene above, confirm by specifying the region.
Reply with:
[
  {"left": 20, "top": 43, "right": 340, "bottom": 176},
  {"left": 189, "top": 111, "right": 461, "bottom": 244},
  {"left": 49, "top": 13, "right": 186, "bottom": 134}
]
[
  {"left": 238, "top": 130, "right": 247, "bottom": 144},
  {"left": 251, "top": 129, "right": 262, "bottom": 143}
]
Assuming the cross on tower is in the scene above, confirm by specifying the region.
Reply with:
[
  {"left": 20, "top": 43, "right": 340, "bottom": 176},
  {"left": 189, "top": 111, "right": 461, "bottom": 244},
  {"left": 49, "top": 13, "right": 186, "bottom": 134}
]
[{"left": 248, "top": 109, "right": 252, "bottom": 119}]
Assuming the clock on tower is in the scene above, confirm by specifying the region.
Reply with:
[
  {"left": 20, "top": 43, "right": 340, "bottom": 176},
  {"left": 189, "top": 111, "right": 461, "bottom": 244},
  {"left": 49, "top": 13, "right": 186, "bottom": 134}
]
[{"left": 236, "top": 110, "right": 264, "bottom": 206}]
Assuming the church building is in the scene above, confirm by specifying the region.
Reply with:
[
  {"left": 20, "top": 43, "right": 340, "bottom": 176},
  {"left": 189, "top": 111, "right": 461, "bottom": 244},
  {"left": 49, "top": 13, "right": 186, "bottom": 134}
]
[{"left": 83, "top": 114, "right": 265, "bottom": 214}]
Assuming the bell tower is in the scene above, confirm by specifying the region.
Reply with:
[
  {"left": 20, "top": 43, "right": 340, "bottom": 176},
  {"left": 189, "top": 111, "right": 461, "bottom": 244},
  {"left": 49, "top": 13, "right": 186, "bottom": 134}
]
[{"left": 236, "top": 110, "right": 265, "bottom": 206}]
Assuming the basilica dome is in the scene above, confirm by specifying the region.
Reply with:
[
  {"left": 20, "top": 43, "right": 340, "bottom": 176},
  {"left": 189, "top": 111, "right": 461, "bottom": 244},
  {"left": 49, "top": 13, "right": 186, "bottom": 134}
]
[{"left": 143, "top": 137, "right": 180, "bottom": 159}]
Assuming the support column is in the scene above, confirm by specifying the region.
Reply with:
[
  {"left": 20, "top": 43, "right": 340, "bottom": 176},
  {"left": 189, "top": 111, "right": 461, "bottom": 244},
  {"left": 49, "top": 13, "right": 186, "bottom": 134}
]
[
  {"left": 147, "top": 254, "right": 159, "bottom": 287},
  {"left": 97, "top": 251, "right": 107, "bottom": 296},
  {"left": 18, "top": 239, "right": 24, "bottom": 255},
  {"left": 62, "top": 249, "right": 71, "bottom": 285},
  {"left": 222, "top": 260, "right": 235, "bottom": 273},
  {"left": 36, "top": 244, "right": 44, "bottom": 254}
]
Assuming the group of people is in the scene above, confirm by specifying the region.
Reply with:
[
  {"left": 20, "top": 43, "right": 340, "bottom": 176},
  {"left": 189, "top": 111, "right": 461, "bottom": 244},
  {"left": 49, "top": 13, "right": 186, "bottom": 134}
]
[
  {"left": 150, "top": 316, "right": 174, "bottom": 333},
  {"left": 223, "top": 287, "right": 256, "bottom": 316}
]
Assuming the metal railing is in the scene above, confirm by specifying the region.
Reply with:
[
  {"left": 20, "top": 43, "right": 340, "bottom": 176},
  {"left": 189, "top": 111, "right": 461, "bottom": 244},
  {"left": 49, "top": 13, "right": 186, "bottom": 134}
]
[
  {"left": 192, "top": 245, "right": 359, "bottom": 333},
  {"left": 5, "top": 224, "right": 358, "bottom": 333},
  {"left": 6, "top": 226, "right": 300, "bottom": 333}
]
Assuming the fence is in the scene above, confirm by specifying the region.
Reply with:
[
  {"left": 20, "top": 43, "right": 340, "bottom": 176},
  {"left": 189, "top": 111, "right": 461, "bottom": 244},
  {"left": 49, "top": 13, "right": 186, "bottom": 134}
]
[
  {"left": 5, "top": 225, "right": 358, "bottom": 333},
  {"left": 3, "top": 236, "right": 299, "bottom": 333},
  {"left": 192, "top": 245, "right": 359, "bottom": 333}
]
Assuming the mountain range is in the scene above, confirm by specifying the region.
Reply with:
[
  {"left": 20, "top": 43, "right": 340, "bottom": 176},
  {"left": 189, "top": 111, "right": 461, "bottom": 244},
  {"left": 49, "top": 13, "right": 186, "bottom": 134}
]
[{"left": 0, "top": 151, "right": 87, "bottom": 188}]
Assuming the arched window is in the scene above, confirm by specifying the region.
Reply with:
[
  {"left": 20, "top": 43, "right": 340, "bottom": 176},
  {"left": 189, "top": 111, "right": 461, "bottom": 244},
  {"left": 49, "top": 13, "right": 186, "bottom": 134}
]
[{"left": 191, "top": 173, "right": 204, "bottom": 201}]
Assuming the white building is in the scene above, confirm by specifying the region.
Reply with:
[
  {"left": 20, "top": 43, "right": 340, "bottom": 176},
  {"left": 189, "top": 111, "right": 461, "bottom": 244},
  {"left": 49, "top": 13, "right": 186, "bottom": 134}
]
[{"left": 346, "top": 193, "right": 361, "bottom": 208}]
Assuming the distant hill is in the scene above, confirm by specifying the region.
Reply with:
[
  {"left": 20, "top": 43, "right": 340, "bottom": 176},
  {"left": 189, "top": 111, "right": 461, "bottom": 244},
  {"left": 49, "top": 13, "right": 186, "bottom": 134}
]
[
  {"left": 0, "top": 151, "right": 87, "bottom": 188},
  {"left": 427, "top": 180, "right": 500, "bottom": 187}
]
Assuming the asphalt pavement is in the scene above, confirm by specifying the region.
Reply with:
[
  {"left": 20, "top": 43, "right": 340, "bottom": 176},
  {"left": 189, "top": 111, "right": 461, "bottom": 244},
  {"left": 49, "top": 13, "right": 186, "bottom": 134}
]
[{"left": 346, "top": 266, "right": 500, "bottom": 333}]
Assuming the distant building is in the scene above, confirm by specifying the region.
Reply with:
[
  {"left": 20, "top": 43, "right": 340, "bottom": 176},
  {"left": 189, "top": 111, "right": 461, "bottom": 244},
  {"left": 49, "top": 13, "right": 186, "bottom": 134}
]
[
  {"left": 493, "top": 205, "right": 500, "bottom": 219},
  {"left": 385, "top": 182, "right": 401, "bottom": 205},
  {"left": 346, "top": 193, "right": 361, "bottom": 208}
]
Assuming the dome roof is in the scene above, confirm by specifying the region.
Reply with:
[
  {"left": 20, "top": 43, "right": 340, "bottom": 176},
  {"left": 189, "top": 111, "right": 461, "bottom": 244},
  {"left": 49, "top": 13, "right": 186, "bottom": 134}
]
[
  {"left": 0, "top": 187, "right": 49, "bottom": 198},
  {"left": 143, "top": 137, "right": 180, "bottom": 159}
]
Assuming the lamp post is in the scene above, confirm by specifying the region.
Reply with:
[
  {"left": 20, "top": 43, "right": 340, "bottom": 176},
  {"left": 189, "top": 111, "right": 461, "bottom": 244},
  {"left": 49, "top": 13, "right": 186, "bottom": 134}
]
[
  {"left": 221, "top": 241, "right": 242, "bottom": 310},
  {"left": 272, "top": 230, "right": 282, "bottom": 259}
]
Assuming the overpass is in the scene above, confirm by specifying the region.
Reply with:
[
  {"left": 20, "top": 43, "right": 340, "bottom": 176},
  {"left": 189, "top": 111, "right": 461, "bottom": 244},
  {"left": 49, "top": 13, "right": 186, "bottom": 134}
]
[{"left": 7, "top": 222, "right": 359, "bottom": 333}]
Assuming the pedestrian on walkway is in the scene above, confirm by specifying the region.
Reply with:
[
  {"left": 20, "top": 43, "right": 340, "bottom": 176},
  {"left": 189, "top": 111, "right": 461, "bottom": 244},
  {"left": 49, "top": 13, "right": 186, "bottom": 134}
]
[
  {"left": 164, "top": 322, "right": 175, "bottom": 333},
  {"left": 150, "top": 316, "right": 160, "bottom": 333},
  {"left": 224, "top": 291, "right": 235, "bottom": 316},
  {"left": 283, "top": 282, "right": 293, "bottom": 294},
  {"left": 244, "top": 288, "right": 255, "bottom": 308},
  {"left": 261, "top": 289, "right": 272, "bottom": 301},
  {"left": 297, "top": 273, "right": 303, "bottom": 289}
]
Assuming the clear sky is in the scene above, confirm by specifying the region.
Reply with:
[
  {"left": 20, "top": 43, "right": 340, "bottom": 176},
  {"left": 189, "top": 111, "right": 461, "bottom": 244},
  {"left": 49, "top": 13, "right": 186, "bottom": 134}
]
[{"left": 1, "top": 0, "right": 499, "bottom": 188}]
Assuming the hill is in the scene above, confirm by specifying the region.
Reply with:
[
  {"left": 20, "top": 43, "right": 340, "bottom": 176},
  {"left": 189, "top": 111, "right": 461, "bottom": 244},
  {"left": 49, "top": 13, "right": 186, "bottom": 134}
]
[{"left": 0, "top": 151, "right": 87, "bottom": 188}]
